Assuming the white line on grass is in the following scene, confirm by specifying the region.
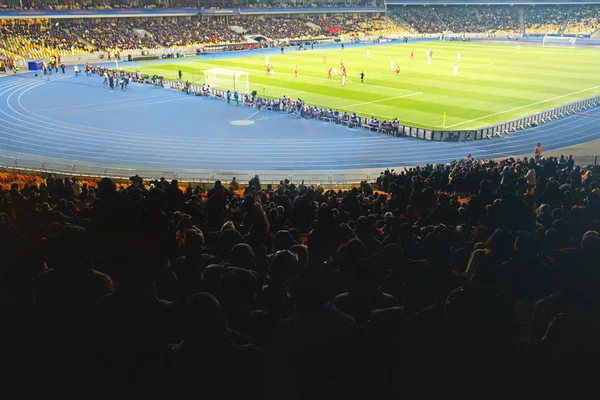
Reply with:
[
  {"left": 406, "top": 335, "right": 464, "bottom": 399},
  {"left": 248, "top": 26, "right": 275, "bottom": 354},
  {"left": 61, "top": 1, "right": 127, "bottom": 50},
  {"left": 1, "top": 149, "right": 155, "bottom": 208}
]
[
  {"left": 458, "top": 60, "right": 494, "bottom": 69},
  {"left": 346, "top": 92, "right": 423, "bottom": 108},
  {"left": 442, "top": 85, "right": 600, "bottom": 129},
  {"left": 277, "top": 71, "right": 422, "bottom": 95},
  {"left": 284, "top": 90, "right": 306, "bottom": 96}
]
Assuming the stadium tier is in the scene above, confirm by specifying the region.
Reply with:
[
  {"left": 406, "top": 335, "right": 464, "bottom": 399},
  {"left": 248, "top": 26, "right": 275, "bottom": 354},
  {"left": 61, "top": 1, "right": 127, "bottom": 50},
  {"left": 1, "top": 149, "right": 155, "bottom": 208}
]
[
  {"left": 1, "top": 155, "right": 600, "bottom": 395},
  {"left": 0, "top": 5, "right": 599, "bottom": 58}
]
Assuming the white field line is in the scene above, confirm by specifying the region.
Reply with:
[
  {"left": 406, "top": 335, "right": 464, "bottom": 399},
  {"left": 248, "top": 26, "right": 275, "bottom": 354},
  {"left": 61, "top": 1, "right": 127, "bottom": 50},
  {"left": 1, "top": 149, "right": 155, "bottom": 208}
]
[
  {"left": 458, "top": 60, "right": 494, "bottom": 69},
  {"left": 442, "top": 84, "right": 600, "bottom": 129},
  {"left": 284, "top": 90, "right": 306, "bottom": 96},
  {"left": 275, "top": 71, "right": 423, "bottom": 95},
  {"left": 346, "top": 92, "right": 423, "bottom": 108}
]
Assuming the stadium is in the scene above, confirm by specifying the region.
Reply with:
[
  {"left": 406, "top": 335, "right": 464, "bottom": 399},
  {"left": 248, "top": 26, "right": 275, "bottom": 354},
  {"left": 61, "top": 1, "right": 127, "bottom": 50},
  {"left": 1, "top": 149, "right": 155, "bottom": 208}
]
[{"left": 1, "top": 1, "right": 600, "bottom": 397}]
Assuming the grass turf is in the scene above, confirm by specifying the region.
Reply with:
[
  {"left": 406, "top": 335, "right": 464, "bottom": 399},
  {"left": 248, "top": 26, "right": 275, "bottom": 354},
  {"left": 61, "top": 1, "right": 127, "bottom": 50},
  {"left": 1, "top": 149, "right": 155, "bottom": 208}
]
[{"left": 127, "top": 42, "right": 600, "bottom": 130}]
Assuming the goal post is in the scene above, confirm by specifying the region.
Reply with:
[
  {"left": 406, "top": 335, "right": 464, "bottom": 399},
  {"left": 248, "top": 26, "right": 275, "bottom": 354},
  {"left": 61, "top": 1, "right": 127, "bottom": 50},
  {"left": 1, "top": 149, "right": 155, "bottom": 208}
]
[
  {"left": 542, "top": 36, "right": 576, "bottom": 48},
  {"left": 203, "top": 68, "right": 250, "bottom": 94}
]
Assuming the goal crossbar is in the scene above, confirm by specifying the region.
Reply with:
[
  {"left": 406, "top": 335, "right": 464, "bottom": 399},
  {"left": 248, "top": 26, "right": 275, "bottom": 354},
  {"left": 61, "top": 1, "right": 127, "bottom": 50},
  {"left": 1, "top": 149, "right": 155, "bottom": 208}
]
[
  {"left": 203, "top": 68, "right": 250, "bottom": 94},
  {"left": 542, "top": 36, "right": 576, "bottom": 48}
]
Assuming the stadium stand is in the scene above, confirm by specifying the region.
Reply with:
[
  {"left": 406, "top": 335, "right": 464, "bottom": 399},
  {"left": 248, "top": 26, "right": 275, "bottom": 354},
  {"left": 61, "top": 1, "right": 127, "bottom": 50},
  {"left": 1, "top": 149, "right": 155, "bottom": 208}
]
[
  {"left": 0, "top": 1, "right": 168, "bottom": 10},
  {"left": 426, "top": 5, "right": 520, "bottom": 33},
  {"left": 565, "top": 4, "right": 600, "bottom": 34},
  {"left": 234, "top": 16, "right": 321, "bottom": 40},
  {"left": 523, "top": 5, "right": 569, "bottom": 34},
  {"left": 311, "top": 15, "right": 409, "bottom": 36},
  {"left": 60, "top": 19, "right": 158, "bottom": 51},
  {"left": 0, "top": 14, "right": 404, "bottom": 58},
  {"left": 389, "top": 5, "right": 599, "bottom": 34},
  {"left": 2, "top": 5, "right": 600, "bottom": 59},
  {"left": 390, "top": 6, "right": 447, "bottom": 34},
  {"left": 1, "top": 154, "right": 599, "bottom": 396},
  {"left": 138, "top": 18, "right": 245, "bottom": 47},
  {"left": 475, "top": 5, "right": 520, "bottom": 34},
  {"left": 0, "top": 19, "right": 93, "bottom": 60}
]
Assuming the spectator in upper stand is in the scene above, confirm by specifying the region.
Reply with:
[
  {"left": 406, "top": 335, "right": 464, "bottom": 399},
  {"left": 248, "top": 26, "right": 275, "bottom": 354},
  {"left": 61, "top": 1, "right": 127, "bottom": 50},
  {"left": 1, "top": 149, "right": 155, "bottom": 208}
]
[
  {"left": 534, "top": 234, "right": 600, "bottom": 339},
  {"left": 498, "top": 231, "right": 554, "bottom": 302},
  {"left": 569, "top": 165, "right": 582, "bottom": 187},
  {"left": 537, "top": 204, "right": 554, "bottom": 228},
  {"left": 249, "top": 174, "right": 261, "bottom": 190},
  {"left": 354, "top": 216, "right": 380, "bottom": 255},
  {"left": 90, "top": 256, "right": 177, "bottom": 381},
  {"left": 245, "top": 211, "right": 275, "bottom": 257},
  {"left": 582, "top": 190, "right": 600, "bottom": 222},
  {"left": 266, "top": 273, "right": 356, "bottom": 400},
  {"left": 35, "top": 225, "right": 114, "bottom": 310},
  {"left": 308, "top": 206, "right": 354, "bottom": 266},
  {"left": 169, "top": 292, "right": 263, "bottom": 398},
  {"left": 566, "top": 154, "right": 575, "bottom": 171},
  {"left": 429, "top": 193, "right": 461, "bottom": 227},
  {"left": 333, "top": 256, "right": 396, "bottom": 326},
  {"left": 229, "top": 177, "right": 240, "bottom": 191},
  {"left": 291, "top": 189, "right": 316, "bottom": 233},
  {"left": 466, "top": 228, "right": 514, "bottom": 285}
]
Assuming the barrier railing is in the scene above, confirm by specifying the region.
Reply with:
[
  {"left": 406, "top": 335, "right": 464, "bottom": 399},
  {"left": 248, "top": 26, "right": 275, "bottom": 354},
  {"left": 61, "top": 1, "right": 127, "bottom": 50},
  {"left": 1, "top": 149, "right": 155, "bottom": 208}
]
[
  {"left": 3, "top": 79, "right": 598, "bottom": 184},
  {"left": 424, "top": 94, "right": 600, "bottom": 142},
  {"left": 162, "top": 77, "right": 600, "bottom": 143},
  {"left": 0, "top": 154, "right": 375, "bottom": 184}
]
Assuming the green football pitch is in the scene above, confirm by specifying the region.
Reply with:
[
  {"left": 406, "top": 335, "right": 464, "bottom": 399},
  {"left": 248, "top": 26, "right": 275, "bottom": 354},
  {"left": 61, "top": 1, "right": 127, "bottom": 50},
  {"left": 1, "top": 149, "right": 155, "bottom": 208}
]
[{"left": 130, "top": 42, "right": 600, "bottom": 130}]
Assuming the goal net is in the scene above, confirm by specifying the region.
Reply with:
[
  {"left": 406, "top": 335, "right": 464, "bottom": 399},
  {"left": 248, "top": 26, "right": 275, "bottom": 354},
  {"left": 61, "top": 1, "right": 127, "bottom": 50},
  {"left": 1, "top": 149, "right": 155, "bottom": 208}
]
[
  {"left": 542, "top": 36, "right": 576, "bottom": 48},
  {"left": 203, "top": 68, "right": 250, "bottom": 94}
]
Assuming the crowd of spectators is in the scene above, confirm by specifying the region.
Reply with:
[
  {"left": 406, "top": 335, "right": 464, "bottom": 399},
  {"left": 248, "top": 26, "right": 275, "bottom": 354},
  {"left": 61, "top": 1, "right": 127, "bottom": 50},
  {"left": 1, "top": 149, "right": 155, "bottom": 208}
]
[
  {"left": 0, "top": 0, "right": 374, "bottom": 9},
  {"left": 431, "top": 5, "right": 520, "bottom": 33},
  {"left": 434, "top": 6, "right": 481, "bottom": 33},
  {"left": 243, "top": 0, "right": 375, "bottom": 8},
  {"left": 0, "top": 1, "right": 165, "bottom": 10},
  {"left": 0, "top": 20, "right": 92, "bottom": 59},
  {"left": 1, "top": 151, "right": 599, "bottom": 396},
  {"left": 390, "top": 6, "right": 446, "bottom": 34},
  {"left": 139, "top": 18, "right": 245, "bottom": 47},
  {"left": 234, "top": 16, "right": 319, "bottom": 40},
  {"left": 565, "top": 4, "right": 600, "bottom": 34},
  {"left": 391, "top": 5, "right": 521, "bottom": 33},
  {"left": 475, "top": 5, "right": 520, "bottom": 33},
  {"left": 523, "top": 5, "right": 569, "bottom": 35},
  {"left": 61, "top": 19, "right": 157, "bottom": 51},
  {"left": 311, "top": 15, "right": 403, "bottom": 36},
  {"left": 0, "top": 15, "right": 400, "bottom": 58},
  {"left": 1, "top": 5, "right": 600, "bottom": 60},
  {"left": 389, "top": 5, "right": 600, "bottom": 34}
]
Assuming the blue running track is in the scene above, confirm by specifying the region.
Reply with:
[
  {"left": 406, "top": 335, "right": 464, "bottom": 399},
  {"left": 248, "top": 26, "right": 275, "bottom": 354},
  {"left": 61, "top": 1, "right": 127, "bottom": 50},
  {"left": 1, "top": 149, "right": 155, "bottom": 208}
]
[{"left": 1, "top": 72, "right": 599, "bottom": 173}]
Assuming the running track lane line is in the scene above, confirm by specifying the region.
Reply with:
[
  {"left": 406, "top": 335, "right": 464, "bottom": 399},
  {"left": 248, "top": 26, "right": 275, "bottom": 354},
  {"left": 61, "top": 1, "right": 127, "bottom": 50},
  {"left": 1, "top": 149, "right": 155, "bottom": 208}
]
[
  {"left": 5, "top": 75, "right": 599, "bottom": 151},
  {"left": 4, "top": 76, "right": 600, "bottom": 165},
  {"left": 5, "top": 77, "right": 600, "bottom": 154}
]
